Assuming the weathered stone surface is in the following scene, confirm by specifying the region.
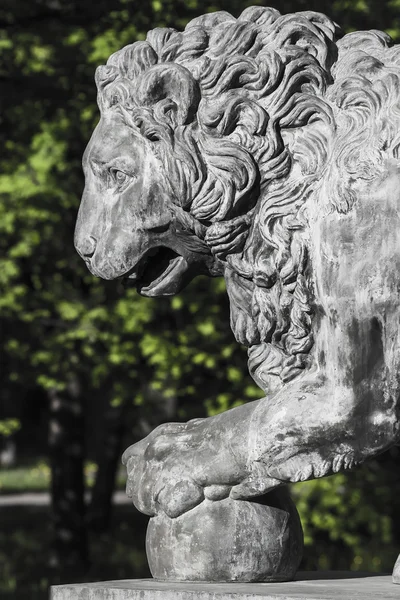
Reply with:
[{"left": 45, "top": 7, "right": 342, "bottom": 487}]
[
  {"left": 74, "top": 5, "right": 400, "bottom": 583},
  {"left": 51, "top": 574, "right": 398, "bottom": 600},
  {"left": 146, "top": 489, "right": 303, "bottom": 582},
  {"left": 392, "top": 554, "right": 400, "bottom": 583}
]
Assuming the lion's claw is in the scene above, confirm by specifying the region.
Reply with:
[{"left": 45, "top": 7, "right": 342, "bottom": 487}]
[
  {"left": 203, "top": 484, "right": 231, "bottom": 501},
  {"left": 156, "top": 480, "right": 205, "bottom": 518}
]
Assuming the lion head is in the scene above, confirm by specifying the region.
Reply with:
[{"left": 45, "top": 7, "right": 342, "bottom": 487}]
[{"left": 75, "top": 7, "right": 400, "bottom": 393}]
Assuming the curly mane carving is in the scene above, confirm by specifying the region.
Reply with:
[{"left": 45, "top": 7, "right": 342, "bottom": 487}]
[{"left": 94, "top": 7, "right": 400, "bottom": 394}]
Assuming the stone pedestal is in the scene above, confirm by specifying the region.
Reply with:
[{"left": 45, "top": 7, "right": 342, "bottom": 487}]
[
  {"left": 146, "top": 490, "right": 303, "bottom": 582},
  {"left": 50, "top": 573, "right": 397, "bottom": 600}
]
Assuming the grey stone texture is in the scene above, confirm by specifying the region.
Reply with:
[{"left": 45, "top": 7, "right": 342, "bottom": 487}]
[
  {"left": 74, "top": 4, "right": 400, "bottom": 584},
  {"left": 393, "top": 555, "right": 400, "bottom": 583},
  {"left": 51, "top": 574, "right": 398, "bottom": 600},
  {"left": 146, "top": 490, "right": 303, "bottom": 582}
]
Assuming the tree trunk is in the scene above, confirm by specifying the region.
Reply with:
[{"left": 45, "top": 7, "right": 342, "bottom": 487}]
[
  {"left": 88, "top": 398, "right": 127, "bottom": 533},
  {"left": 48, "top": 376, "right": 89, "bottom": 578}
]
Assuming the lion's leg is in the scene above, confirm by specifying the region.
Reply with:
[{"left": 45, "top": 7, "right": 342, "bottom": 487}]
[
  {"left": 123, "top": 355, "right": 399, "bottom": 516},
  {"left": 231, "top": 370, "right": 398, "bottom": 500},
  {"left": 122, "top": 358, "right": 398, "bottom": 582}
]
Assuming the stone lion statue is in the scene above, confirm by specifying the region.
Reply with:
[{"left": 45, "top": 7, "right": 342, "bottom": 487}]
[{"left": 75, "top": 6, "right": 400, "bottom": 580}]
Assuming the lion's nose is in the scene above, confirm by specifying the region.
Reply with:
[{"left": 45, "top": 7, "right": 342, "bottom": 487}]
[{"left": 79, "top": 235, "right": 97, "bottom": 259}]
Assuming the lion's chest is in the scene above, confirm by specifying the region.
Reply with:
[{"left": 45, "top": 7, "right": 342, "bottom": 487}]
[
  {"left": 312, "top": 161, "right": 400, "bottom": 313},
  {"left": 308, "top": 162, "right": 400, "bottom": 390}
]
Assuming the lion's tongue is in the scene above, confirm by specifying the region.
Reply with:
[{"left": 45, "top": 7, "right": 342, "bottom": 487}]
[{"left": 138, "top": 255, "right": 189, "bottom": 297}]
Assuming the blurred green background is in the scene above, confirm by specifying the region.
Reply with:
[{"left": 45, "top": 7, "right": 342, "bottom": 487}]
[{"left": 1, "top": 0, "right": 400, "bottom": 598}]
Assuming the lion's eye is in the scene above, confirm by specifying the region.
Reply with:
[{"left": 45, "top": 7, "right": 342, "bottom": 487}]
[
  {"left": 109, "top": 168, "right": 132, "bottom": 190},
  {"left": 113, "top": 170, "right": 128, "bottom": 184}
]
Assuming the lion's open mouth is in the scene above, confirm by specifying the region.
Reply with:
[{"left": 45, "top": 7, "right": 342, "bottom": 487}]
[{"left": 124, "top": 247, "right": 189, "bottom": 297}]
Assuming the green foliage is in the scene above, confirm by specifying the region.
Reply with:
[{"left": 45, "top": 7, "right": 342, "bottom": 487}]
[
  {"left": 0, "top": 419, "right": 21, "bottom": 437},
  {"left": 0, "top": 461, "right": 51, "bottom": 493},
  {"left": 293, "top": 448, "right": 400, "bottom": 572}
]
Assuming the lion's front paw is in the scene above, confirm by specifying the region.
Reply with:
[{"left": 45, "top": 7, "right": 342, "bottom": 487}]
[
  {"left": 122, "top": 422, "right": 210, "bottom": 518},
  {"left": 122, "top": 417, "right": 248, "bottom": 518}
]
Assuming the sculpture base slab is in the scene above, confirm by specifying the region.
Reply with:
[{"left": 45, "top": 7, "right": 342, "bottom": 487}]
[{"left": 51, "top": 573, "right": 398, "bottom": 600}]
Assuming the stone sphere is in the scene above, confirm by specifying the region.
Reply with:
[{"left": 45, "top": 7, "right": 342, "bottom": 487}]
[{"left": 146, "top": 488, "right": 303, "bottom": 582}]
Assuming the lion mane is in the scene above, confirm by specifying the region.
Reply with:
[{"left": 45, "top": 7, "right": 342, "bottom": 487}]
[{"left": 95, "top": 7, "right": 400, "bottom": 393}]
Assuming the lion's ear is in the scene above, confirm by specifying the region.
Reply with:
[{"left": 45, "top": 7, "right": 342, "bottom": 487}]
[{"left": 137, "top": 63, "right": 200, "bottom": 127}]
